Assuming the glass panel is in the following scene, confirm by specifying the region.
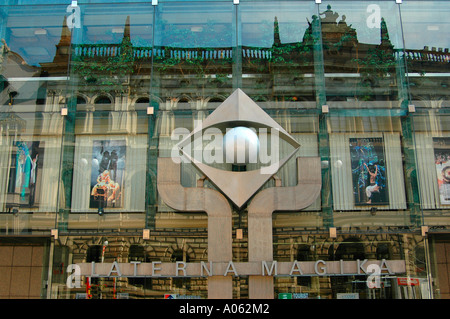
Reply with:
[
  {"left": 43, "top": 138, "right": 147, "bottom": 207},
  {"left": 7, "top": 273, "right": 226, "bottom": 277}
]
[
  {"left": 239, "top": 0, "right": 318, "bottom": 103},
  {"left": 322, "top": 2, "right": 415, "bottom": 228},
  {"left": 413, "top": 113, "right": 450, "bottom": 225},
  {"left": 70, "top": 2, "right": 153, "bottom": 108},
  {"left": 320, "top": 1, "right": 406, "bottom": 107},
  {"left": 152, "top": 1, "right": 235, "bottom": 221},
  {"left": 401, "top": 0, "right": 450, "bottom": 106},
  {"left": 0, "top": 4, "right": 68, "bottom": 234},
  {"left": 402, "top": 2, "right": 450, "bottom": 228},
  {"left": 0, "top": 1, "right": 446, "bottom": 301},
  {"left": 237, "top": 1, "right": 322, "bottom": 221},
  {"left": 52, "top": 235, "right": 209, "bottom": 299},
  {"left": 152, "top": 1, "right": 235, "bottom": 100},
  {"left": 58, "top": 3, "right": 153, "bottom": 231},
  {"left": 0, "top": 4, "right": 69, "bottom": 112},
  {"left": 273, "top": 233, "right": 431, "bottom": 299},
  {"left": 0, "top": 112, "right": 62, "bottom": 234},
  {"left": 327, "top": 109, "right": 418, "bottom": 227}
]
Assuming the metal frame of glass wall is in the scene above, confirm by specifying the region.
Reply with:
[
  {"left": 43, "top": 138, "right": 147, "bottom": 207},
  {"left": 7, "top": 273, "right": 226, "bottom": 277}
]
[{"left": 0, "top": 0, "right": 449, "bottom": 299}]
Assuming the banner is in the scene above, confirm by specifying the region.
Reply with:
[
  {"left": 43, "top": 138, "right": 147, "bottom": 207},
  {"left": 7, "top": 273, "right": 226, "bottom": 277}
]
[
  {"left": 8, "top": 141, "right": 44, "bottom": 208},
  {"left": 350, "top": 137, "right": 388, "bottom": 205},
  {"left": 433, "top": 137, "right": 450, "bottom": 205},
  {"left": 89, "top": 140, "right": 126, "bottom": 209}
]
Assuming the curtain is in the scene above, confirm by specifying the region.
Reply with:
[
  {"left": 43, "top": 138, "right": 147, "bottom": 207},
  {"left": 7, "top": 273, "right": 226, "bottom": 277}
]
[
  {"left": 415, "top": 132, "right": 450, "bottom": 209},
  {"left": 0, "top": 126, "right": 13, "bottom": 211},
  {"left": 0, "top": 132, "right": 62, "bottom": 212},
  {"left": 38, "top": 136, "right": 62, "bottom": 212},
  {"left": 72, "top": 134, "right": 147, "bottom": 212},
  {"left": 330, "top": 132, "right": 406, "bottom": 211}
]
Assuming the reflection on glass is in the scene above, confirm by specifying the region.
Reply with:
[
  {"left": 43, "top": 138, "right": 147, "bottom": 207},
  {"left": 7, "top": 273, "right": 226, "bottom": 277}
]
[
  {"left": 319, "top": 1, "right": 404, "bottom": 105},
  {"left": 0, "top": 1, "right": 446, "bottom": 301},
  {"left": 70, "top": 4, "right": 154, "bottom": 112},
  {"left": 239, "top": 1, "right": 317, "bottom": 103},
  {"left": 401, "top": 1, "right": 450, "bottom": 105},
  {"left": 153, "top": 2, "right": 234, "bottom": 98},
  {"left": 0, "top": 5, "right": 69, "bottom": 112}
]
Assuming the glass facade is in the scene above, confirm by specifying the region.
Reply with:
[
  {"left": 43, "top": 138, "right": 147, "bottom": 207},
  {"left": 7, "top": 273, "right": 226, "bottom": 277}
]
[{"left": 0, "top": 0, "right": 449, "bottom": 300}]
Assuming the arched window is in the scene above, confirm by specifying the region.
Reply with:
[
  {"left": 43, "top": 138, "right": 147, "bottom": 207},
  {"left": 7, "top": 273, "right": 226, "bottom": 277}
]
[
  {"left": 86, "top": 245, "right": 102, "bottom": 263},
  {"left": 86, "top": 245, "right": 103, "bottom": 288},
  {"left": 76, "top": 96, "right": 87, "bottom": 105},
  {"left": 129, "top": 244, "right": 146, "bottom": 262},
  {"left": 414, "top": 245, "right": 427, "bottom": 276},
  {"left": 334, "top": 237, "right": 366, "bottom": 261},
  {"left": 128, "top": 245, "right": 152, "bottom": 289},
  {"left": 94, "top": 96, "right": 112, "bottom": 104},
  {"left": 296, "top": 245, "right": 312, "bottom": 287},
  {"left": 209, "top": 97, "right": 224, "bottom": 103},
  {"left": 171, "top": 249, "right": 190, "bottom": 289},
  {"left": 136, "top": 97, "right": 149, "bottom": 104},
  {"left": 376, "top": 243, "right": 391, "bottom": 260},
  {"left": 328, "top": 238, "right": 366, "bottom": 297}
]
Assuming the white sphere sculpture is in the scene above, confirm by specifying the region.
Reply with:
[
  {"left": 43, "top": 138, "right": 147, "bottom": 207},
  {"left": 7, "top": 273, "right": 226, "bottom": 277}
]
[{"left": 223, "top": 126, "right": 259, "bottom": 165}]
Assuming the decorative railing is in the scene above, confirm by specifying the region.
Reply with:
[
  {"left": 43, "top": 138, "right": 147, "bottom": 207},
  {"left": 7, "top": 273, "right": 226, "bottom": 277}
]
[
  {"left": 73, "top": 44, "right": 122, "bottom": 58},
  {"left": 73, "top": 44, "right": 272, "bottom": 61},
  {"left": 403, "top": 48, "right": 450, "bottom": 63},
  {"left": 73, "top": 44, "right": 449, "bottom": 71}
]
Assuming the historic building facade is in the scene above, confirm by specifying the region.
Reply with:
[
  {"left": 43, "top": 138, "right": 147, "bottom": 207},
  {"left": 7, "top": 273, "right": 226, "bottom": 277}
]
[{"left": 0, "top": 0, "right": 449, "bottom": 299}]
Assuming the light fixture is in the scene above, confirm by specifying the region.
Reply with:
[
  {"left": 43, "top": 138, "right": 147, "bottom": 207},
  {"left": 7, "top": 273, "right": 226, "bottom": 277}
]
[
  {"left": 112, "top": 28, "right": 124, "bottom": 34},
  {"left": 427, "top": 25, "right": 439, "bottom": 31},
  {"left": 34, "top": 29, "right": 47, "bottom": 36},
  {"left": 329, "top": 227, "right": 337, "bottom": 238},
  {"left": 190, "top": 26, "right": 203, "bottom": 33},
  {"left": 421, "top": 226, "right": 429, "bottom": 237},
  {"left": 51, "top": 229, "right": 59, "bottom": 240}
]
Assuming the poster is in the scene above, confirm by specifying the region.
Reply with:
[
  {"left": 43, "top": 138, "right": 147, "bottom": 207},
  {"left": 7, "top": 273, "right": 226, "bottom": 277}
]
[
  {"left": 349, "top": 137, "right": 388, "bottom": 205},
  {"left": 90, "top": 140, "right": 126, "bottom": 209},
  {"left": 433, "top": 137, "right": 450, "bottom": 205},
  {"left": 8, "top": 141, "right": 44, "bottom": 208}
]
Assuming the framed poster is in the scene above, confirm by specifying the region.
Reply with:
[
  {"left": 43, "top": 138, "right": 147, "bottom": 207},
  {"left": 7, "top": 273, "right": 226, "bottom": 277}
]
[
  {"left": 89, "top": 140, "right": 126, "bottom": 209},
  {"left": 433, "top": 137, "right": 450, "bottom": 205},
  {"left": 7, "top": 140, "right": 44, "bottom": 208},
  {"left": 349, "top": 137, "right": 388, "bottom": 205}
]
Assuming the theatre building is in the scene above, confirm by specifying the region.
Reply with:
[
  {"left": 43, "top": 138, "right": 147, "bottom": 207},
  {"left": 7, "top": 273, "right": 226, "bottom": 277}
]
[{"left": 0, "top": 0, "right": 449, "bottom": 299}]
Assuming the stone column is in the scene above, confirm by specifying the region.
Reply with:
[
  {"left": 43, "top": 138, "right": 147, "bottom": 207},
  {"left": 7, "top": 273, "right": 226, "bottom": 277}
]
[
  {"left": 157, "top": 157, "right": 233, "bottom": 298},
  {"left": 247, "top": 157, "right": 321, "bottom": 299}
]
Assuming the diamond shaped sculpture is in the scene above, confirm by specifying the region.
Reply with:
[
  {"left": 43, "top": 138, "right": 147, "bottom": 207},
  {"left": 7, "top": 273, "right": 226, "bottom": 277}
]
[{"left": 177, "top": 89, "right": 300, "bottom": 208}]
